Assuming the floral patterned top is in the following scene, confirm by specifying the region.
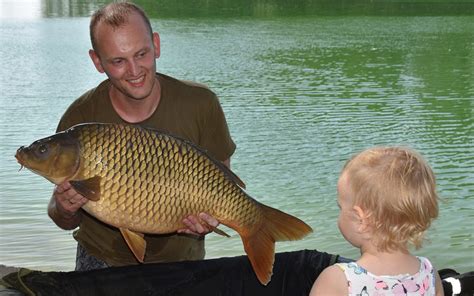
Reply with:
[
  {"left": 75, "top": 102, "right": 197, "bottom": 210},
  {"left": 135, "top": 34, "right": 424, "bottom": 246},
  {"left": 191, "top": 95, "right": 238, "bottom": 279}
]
[{"left": 336, "top": 257, "right": 436, "bottom": 295}]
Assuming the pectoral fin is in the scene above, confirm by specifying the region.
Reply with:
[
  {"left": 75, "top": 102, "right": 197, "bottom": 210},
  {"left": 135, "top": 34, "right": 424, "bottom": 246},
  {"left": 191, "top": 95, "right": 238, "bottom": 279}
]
[
  {"left": 119, "top": 228, "right": 146, "bottom": 263},
  {"left": 70, "top": 176, "right": 101, "bottom": 201}
]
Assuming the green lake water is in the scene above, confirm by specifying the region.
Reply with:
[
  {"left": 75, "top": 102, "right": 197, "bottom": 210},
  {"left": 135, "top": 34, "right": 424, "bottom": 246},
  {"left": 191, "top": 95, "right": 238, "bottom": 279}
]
[{"left": 0, "top": 0, "right": 473, "bottom": 273}]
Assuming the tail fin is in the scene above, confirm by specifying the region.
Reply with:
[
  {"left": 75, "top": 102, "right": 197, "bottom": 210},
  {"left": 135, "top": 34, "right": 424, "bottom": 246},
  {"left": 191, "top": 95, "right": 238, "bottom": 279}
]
[{"left": 241, "top": 204, "right": 313, "bottom": 285}]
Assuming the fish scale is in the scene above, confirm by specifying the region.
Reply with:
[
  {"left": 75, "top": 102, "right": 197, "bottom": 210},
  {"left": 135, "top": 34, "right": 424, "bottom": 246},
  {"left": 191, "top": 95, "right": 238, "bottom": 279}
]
[{"left": 16, "top": 122, "right": 313, "bottom": 285}]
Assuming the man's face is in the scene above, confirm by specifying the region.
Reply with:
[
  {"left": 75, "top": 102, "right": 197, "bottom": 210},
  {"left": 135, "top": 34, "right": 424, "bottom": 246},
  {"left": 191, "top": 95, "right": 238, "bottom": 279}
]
[{"left": 89, "top": 12, "right": 160, "bottom": 101}]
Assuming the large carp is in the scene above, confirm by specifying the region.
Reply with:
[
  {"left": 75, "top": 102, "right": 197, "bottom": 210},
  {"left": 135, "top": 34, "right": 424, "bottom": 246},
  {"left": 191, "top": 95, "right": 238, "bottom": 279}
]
[{"left": 15, "top": 123, "right": 312, "bottom": 285}]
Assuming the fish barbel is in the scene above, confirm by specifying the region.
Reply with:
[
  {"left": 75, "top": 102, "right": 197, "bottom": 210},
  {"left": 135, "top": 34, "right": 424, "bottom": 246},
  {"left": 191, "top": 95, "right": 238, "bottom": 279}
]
[{"left": 15, "top": 123, "right": 312, "bottom": 285}]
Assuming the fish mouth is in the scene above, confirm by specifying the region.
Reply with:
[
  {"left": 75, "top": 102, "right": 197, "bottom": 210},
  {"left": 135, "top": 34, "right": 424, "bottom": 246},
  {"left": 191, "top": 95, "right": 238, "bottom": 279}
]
[{"left": 15, "top": 146, "right": 26, "bottom": 166}]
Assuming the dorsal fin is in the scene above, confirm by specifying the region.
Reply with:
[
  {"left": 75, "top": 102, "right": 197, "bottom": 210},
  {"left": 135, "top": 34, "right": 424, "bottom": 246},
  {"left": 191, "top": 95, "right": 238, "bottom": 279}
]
[
  {"left": 135, "top": 125, "right": 247, "bottom": 189},
  {"left": 213, "top": 161, "right": 246, "bottom": 189},
  {"left": 70, "top": 176, "right": 101, "bottom": 201}
]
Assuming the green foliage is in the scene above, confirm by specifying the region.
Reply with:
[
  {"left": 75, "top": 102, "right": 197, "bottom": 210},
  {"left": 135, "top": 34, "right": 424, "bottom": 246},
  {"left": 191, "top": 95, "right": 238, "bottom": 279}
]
[{"left": 41, "top": 0, "right": 474, "bottom": 18}]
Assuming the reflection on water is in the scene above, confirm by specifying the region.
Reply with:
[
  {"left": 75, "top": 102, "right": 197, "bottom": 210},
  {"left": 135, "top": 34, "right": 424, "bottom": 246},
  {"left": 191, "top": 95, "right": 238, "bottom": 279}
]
[{"left": 0, "top": 1, "right": 473, "bottom": 274}]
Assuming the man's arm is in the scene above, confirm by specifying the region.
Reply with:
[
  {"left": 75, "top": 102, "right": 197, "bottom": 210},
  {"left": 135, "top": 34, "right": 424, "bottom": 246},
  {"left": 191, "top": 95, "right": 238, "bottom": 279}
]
[
  {"left": 221, "top": 158, "right": 230, "bottom": 169},
  {"left": 48, "top": 182, "right": 88, "bottom": 230}
]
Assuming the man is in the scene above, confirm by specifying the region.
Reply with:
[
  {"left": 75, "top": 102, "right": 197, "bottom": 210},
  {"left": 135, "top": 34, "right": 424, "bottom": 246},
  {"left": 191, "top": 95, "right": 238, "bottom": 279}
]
[{"left": 47, "top": 2, "right": 235, "bottom": 270}]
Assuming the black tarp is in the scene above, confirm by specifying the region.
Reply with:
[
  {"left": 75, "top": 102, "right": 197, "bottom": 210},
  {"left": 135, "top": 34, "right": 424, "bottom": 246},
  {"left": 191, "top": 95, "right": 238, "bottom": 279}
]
[{"left": 1, "top": 249, "right": 335, "bottom": 296}]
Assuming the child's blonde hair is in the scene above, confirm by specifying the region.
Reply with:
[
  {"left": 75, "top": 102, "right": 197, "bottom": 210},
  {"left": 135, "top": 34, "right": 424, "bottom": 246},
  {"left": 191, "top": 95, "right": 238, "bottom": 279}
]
[{"left": 342, "top": 146, "right": 439, "bottom": 251}]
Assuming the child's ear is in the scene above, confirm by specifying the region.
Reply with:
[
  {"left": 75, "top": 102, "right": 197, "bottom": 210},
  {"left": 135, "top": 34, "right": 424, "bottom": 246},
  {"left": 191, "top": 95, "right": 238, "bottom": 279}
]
[{"left": 353, "top": 205, "right": 370, "bottom": 232}]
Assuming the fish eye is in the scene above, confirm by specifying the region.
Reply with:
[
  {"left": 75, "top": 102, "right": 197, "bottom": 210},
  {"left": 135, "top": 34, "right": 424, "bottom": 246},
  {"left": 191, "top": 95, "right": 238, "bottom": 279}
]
[
  {"left": 34, "top": 143, "right": 50, "bottom": 158},
  {"left": 38, "top": 144, "right": 47, "bottom": 154}
]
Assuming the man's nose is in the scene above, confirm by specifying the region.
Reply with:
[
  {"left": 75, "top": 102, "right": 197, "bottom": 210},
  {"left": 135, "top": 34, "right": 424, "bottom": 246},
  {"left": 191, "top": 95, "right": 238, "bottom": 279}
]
[{"left": 127, "top": 60, "right": 140, "bottom": 76}]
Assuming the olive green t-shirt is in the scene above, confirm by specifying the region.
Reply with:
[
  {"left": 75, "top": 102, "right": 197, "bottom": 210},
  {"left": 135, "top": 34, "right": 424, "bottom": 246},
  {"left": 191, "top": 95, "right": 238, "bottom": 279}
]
[{"left": 57, "top": 73, "right": 236, "bottom": 266}]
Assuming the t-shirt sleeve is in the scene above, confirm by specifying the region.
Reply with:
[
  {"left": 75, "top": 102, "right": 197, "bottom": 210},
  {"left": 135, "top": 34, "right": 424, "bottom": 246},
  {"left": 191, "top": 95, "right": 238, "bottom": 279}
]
[
  {"left": 56, "top": 108, "right": 83, "bottom": 132},
  {"left": 200, "top": 94, "right": 236, "bottom": 162},
  {"left": 56, "top": 89, "right": 95, "bottom": 132}
]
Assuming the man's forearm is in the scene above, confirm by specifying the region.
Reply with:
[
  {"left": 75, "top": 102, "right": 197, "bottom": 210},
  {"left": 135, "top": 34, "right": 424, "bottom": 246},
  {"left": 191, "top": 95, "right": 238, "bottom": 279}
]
[{"left": 48, "top": 196, "right": 82, "bottom": 230}]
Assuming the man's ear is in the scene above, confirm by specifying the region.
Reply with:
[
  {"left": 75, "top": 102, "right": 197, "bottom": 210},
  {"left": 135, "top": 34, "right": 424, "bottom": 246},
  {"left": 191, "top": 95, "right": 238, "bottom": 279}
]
[
  {"left": 89, "top": 49, "right": 105, "bottom": 73},
  {"left": 353, "top": 205, "right": 370, "bottom": 232},
  {"left": 152, "top": 32, "right": 160, "bottom": 58}
]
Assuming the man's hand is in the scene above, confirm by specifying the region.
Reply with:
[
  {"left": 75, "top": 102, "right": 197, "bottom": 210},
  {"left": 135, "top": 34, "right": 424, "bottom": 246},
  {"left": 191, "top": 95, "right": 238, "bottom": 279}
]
[
  {"left": 53, "top": 182, "right": 88, "bottom": 218},
  {"left": 178, "top": 213, "right": 220, "bottom": 236},
  {"left": 48, "top": 181, "right": 88, "bottom": 230}
]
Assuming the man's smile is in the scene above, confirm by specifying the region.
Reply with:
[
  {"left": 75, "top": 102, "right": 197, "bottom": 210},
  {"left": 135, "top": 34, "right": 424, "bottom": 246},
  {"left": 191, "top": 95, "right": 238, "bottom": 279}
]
[{"left": 127, "top": 75, "right": 145, "bottom": 86}]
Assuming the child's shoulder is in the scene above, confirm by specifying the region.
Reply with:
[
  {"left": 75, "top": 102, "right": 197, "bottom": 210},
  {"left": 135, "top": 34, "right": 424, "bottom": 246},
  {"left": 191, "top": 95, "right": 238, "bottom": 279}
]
[
  {"left": 416, "top": 256, "right": 434, "bottom": 271},
  {"left": 310, "top": 264, "right": 348, "bottom": 296},
  {"left": 335, "top": 261, "right": 367, "bottom": 273}
]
